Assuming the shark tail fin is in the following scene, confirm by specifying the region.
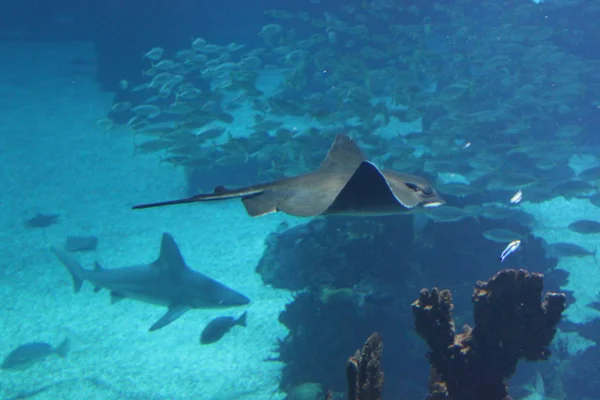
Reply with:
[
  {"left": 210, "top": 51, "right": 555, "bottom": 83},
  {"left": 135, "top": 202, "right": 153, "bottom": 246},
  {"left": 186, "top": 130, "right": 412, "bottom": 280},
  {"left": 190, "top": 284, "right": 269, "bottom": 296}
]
[
  {"left": 51, "top": 247, "right": 85, "bottom": 292},
  {"left": 237, "top": 311, "right": 248, "bottom": 327},
  {"left": 92, "top": 262, "right": 103, "bottom": 292},
  {"left": 55, "top": 338, "right": 70, "bottom": 358}
]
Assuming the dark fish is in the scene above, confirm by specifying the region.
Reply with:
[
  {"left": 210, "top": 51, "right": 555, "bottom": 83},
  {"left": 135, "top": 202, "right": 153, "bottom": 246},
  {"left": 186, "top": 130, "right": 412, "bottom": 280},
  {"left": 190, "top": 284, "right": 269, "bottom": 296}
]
[
  {"left": 482, "top": 229, "right": 525, "bottom": 243},
  {"left": 568, "top": 220, "right": 600, "bottom": 234},
  {"left": 1, "top": 338, "right": 69, "bottom": 370},
  {"left": 200, "top": 311, "right": 247, "bottom": 344},
  {"left": 276, "top": 221, "right": 289, "bottom": 232},
  {"left": 578, "top": 166, "right": 600, "bottom": 181},
  {"left": 24, "top": 213, "right": 60, "bottom": 229},
  {"left": 64, "top": 235, "right": 99, "bottom": 252},
  {"left": 588, "top": 192, "right": 600, "bottom": 208},
  {"left": 546, "top": 242, "right": 596, "bottom": 259},
  {"left": 134, "top": 139, "right": 172, "bottom": 154},
  {"left": 551, "top": 180, "right": 594, "bottom": 198},
  {"left": 436, "top": 183, "right": 479, "bottom": 197},
  {"left": 588, "top": 301, "right": 600, "bottom": 312},
  {"left": 196, "top": 127, "right": 226, "bottom": 141}
]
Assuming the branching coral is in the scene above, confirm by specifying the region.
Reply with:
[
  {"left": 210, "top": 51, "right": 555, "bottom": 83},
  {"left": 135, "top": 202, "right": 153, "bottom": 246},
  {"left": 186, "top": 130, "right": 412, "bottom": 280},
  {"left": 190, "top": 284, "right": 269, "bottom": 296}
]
[
  {"left": 346, "top": 333, "right": 384, "bottom": 400},
  {"left": 412, "top": 269, "right": 566, "bottom": 400}
]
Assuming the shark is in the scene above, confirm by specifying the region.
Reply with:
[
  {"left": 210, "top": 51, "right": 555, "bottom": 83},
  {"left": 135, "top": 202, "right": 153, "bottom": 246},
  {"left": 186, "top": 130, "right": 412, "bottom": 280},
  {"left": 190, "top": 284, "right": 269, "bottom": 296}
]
[
  {"left": 132, "top": 134, "right": 445, "bottom": 217},
  {"left": 51, "top": 232, "right": 250, "bottom": 331}
]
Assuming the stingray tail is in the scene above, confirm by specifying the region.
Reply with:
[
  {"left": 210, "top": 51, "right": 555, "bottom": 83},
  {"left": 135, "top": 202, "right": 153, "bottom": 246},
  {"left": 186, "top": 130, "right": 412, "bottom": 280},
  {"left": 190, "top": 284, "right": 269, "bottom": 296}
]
[
  {"left": 132, "top": 196, "right": 202, "bottom": 210},
  {"left": 132, "top": 186, "right": 259, "bottom": 210},
  {"left": 51, "top": 247, "right": 85, "bottom": 292}
]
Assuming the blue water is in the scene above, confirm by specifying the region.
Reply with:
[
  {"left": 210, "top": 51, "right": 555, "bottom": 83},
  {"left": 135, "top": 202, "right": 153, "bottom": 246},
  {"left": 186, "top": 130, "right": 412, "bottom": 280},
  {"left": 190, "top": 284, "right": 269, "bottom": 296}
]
[{"left": 1, "top": 1, "right": 599, "bottom": 399}]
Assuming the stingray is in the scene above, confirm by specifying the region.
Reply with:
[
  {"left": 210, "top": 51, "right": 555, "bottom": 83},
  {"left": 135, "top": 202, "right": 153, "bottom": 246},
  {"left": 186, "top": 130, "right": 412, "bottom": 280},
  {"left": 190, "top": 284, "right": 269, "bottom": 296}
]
[{"left": 133, "top": 134, "right": 445, "bottom": 217}]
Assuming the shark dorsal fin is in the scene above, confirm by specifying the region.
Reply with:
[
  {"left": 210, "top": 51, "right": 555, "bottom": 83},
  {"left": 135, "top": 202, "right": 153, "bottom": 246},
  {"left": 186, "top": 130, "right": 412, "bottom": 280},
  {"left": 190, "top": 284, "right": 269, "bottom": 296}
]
[
  {"left": 152, "top": 233, "right": 188, "bottom": 274},
  {"left": 319, "top": 134, "right": 366, "bottom": 172}
]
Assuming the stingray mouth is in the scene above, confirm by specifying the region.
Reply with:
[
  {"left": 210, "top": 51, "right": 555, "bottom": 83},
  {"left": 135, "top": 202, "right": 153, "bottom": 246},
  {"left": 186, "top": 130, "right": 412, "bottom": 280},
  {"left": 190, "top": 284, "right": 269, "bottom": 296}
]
[{"left": 422, "top": 200, "right": 445, "bottom": 208}]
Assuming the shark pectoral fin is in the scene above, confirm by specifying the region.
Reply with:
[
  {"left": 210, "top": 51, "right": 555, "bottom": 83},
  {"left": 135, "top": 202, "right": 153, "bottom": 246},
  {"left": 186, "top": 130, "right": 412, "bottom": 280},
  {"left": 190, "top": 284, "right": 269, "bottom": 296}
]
[
  {"left": 110, "top": 291, "right": 126, "bottom": 304},
  {"left": 149, "top": 304, "right": 191, "bottom": 332},
  {"left": 51, "top": 247, "right": 85, "bottom": 293}
]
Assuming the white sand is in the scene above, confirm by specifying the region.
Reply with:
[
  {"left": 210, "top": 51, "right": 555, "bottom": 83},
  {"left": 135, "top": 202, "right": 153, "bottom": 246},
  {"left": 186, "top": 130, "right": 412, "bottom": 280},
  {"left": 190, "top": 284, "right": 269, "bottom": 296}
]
[{"left": 0, "top": 42, "right": 303, "bottom": 400}]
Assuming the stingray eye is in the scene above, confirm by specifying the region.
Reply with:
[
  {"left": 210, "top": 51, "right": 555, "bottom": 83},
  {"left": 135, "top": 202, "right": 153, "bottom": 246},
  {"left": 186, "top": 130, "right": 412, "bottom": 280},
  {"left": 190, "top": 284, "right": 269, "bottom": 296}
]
[
  {"left": 421, "top": 186, "right": 433, "bottom": 195},
  {"left": 405, "top": 182, "right": 421, "bottom": 192},
  {"left": 406, "top": 182, "right": 433, "bottom": 196}
]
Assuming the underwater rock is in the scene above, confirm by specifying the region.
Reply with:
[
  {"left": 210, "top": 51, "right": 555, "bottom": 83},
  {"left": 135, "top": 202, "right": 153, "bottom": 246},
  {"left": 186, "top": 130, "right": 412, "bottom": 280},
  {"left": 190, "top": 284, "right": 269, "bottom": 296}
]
[
  {"left": 277, "top": 290, "right": 425, "bottom": 398},
  {"left": 285, "top": 382, "right": 324, "bottom": 400},
  {"left": 256, "top": 216, "right": 412, "bottom": 290},
  {"left": 347, "top": 333, "right": 384, "bottom": 400},
  {"left": 268, "top": 211, "right": 558, "bottom": 398},
  {"left": 412, "top": 269, "right": 566, "bottom": 400}
]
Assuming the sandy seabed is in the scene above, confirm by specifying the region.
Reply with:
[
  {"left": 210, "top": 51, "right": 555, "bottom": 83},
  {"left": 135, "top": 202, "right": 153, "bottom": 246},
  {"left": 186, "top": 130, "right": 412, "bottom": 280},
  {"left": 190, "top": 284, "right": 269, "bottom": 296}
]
[{"left": 0, "top": 42, "right": 302, "bottom": 400}]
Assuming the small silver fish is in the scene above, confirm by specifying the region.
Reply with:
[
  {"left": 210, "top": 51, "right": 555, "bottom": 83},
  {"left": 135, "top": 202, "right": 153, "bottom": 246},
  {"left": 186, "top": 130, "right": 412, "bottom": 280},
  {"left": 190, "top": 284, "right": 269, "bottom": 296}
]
[
  {"left": 499, "top": 240, "right": 521, "bottom": 262},
  {"left": 510, "top": 189, "right": 523, "bottom": 204},
  {"left": 144, "top": 47, "right": 164, "bottom": 61}
]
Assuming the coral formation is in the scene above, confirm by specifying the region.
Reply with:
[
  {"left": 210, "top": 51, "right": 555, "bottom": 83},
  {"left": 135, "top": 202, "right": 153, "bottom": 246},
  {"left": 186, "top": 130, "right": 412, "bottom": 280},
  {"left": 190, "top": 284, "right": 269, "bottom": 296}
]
[
  {"left": 276, "top": 291, "right": 421, "bottom": 397},
  {"left": 412, "top": 269, "right": 566, "bottom": 400},
  {"left": 285, "top": 382, "right": 324, "bottom": 400},
  {"left": 346, "top": 333, "right": 384, "bottom": 400},
  {"left": 266, "top": 214, "right": 560, "bottom": 398}
]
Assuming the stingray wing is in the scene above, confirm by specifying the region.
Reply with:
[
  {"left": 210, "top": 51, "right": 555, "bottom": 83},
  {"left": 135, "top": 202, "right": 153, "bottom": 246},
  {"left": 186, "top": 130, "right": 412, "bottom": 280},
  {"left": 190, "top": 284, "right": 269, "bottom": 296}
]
[
  {"left": 319, "top": 134, "right": 366, "bottom": 172},
  {"left": 322, "top": 161, "right": 421, "bottom": 215},
  {"left": 242, "top": 172, "right": 352, "bottom": 217}
]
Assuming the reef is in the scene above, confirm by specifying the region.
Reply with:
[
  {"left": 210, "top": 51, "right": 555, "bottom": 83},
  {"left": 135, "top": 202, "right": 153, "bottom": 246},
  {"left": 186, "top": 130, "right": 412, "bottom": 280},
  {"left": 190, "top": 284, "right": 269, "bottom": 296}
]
[
  {"left": 277, "top": 290, "right": 426, "bottom": 398},
  {"left": 411, "top": 269, "right": 566, "bottom": 400},
  {"left": 267, "top": 214, "right": 561, "bottom": 398},
  {"left": 346, "top": 333, "right": 384, "bottom": 400}
]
